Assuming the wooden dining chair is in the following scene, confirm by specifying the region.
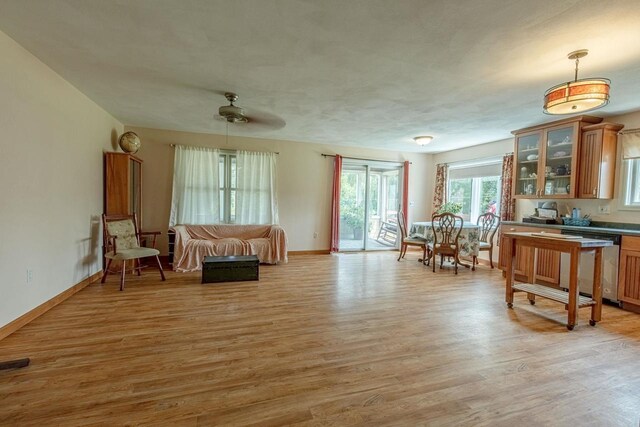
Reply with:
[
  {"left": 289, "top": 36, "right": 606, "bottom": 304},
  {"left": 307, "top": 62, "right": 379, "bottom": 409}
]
[
  {"left": 396, "top": 210, "right": 428, "bottom": 264},
  {"left": 428, "top": 212, "right": 464, "bottom": 274},
  {"left": 102, "top": 213, "right": 165, "bottom": 291},
  {"left": 474, "top": 212, "right": 500, "bottom": 268}
]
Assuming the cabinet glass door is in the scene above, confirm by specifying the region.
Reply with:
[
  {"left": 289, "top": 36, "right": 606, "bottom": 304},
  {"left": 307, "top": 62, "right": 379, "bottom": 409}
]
[
  {"left": 543, "top": 126, "right": 575, "bottom": 197},
  {"left": 514, "top": 132, "right": 541, "bottom": 197}
]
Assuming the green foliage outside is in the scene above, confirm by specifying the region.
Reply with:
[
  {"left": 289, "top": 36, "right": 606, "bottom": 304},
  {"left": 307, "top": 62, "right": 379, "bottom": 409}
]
[
  {"left": 436, "top": 201, "right": 463, "bottom": 214},
  {"left": 449, "top": 178, "right": 472, "bottom": 215},
  {"left": 480, "top": 177, "right": 499, "bottom": 213}
]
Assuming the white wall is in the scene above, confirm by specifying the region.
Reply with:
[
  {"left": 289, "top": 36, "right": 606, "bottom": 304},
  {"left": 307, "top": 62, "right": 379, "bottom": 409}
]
[
  {"left": 0, "top": 30, "right": 123, "bottom": 329},
  {"left": 126, "top": 126, "right": 434, "bottom": 253}
]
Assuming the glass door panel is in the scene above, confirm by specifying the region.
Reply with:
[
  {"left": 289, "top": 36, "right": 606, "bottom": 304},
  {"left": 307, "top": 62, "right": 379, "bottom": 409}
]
[
  {"left": 515, "top": 132, "right": 541, "bottom": 197},
  {"left": 367, "top": 168, "right": 400, "bottom": 250},
  {"left": 543, "top": 126, "right": 575, "bottom": 197},
  {"left": 339, "top": 166, "right": 366, "bottom": 251}
]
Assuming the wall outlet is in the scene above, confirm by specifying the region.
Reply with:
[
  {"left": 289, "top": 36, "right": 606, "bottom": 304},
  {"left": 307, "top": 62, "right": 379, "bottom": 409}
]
[
  {"left": 598, "top": 205, "right": 610, "bottom": 214},
  {"left": 409, "top": 201, "right": 415, "bottom": 207},
  {"left": 26, "top": 269, "right": 33, "bottom": 283},
  {"left": 313, "top": 232, "right": 318, "bottom": 239}
]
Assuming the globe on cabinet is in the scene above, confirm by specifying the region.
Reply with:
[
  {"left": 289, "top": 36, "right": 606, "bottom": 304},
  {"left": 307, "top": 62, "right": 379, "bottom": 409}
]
[{"left": 118, "top": 131, "right": 141, "bottom": 154}]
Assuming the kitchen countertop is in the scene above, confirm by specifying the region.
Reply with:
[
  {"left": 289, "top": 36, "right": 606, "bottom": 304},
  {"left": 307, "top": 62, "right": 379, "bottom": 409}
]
[{"left": 502, "top": 221, "right": 640, "bottom": 237}]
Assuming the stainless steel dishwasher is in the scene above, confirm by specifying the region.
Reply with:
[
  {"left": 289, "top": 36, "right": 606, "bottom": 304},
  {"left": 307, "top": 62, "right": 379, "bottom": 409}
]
[{"left": 559, "top": 229, "right": 621, "bottom": 304}]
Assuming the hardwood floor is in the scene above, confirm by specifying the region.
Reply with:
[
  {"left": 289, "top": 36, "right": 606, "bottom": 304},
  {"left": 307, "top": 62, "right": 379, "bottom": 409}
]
[{"left": 1, "top": 252, "right": 639, "bottom": 426}]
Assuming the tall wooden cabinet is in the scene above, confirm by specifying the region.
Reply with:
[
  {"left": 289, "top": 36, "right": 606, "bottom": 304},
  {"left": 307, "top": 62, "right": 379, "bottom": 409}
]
[
  {"left": 618, "top": 236, "right": 640, "bottom": 307},
  {"left": 578, "top": 123, "right": 624, "bottom": 199},
  {"left": 104, "top": 152, "right": 142, "bottom": 222}
]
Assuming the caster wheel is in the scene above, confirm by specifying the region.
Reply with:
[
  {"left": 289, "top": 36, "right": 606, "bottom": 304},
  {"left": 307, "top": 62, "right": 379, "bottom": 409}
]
[
  {"left": 529, "top": 300, "right": 535, "bottom": 305},
  {"left": 567, "top": 325, "right": 575, "bottom": 331},
  {"left": 589, "top": 320, "right": 596, "bottom": 326},
  {"left": 507, "top": 303, "right": 513, "bottom": 309}
]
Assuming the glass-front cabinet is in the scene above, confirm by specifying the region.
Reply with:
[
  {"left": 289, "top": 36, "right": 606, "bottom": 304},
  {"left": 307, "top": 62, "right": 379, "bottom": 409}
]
[
  {"left": 513, "top": 116, "right": 601, "bottom": 199},
  {"left": 514, "top": 131, "right": 542, "bottom": 197}
]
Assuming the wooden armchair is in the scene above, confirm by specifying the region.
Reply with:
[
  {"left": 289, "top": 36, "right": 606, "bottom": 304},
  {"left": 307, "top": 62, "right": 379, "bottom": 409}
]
[
  {"left": 428, "top": 213, "right": 464, "bottom": 274},
  {"left": 102, "top": 214, "right": 165, "bottom": 291},
  {"left": 397, "top": 210, "right": 428, "bottom": 264},
  {"left": 474, "top": 212, "right": 500, "bottom": 268}
]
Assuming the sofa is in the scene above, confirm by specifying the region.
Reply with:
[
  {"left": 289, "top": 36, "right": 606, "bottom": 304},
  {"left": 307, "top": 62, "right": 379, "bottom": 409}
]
[{"left": 171, "top": 224, "right": 288, "bottom": 272}]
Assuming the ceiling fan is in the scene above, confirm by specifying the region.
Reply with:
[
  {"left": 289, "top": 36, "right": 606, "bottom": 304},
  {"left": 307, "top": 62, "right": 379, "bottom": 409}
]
[
  {"left": 216, "top": 92, "right": 286, "bottom": 130},
  {"left": 218, "top": 92, "right": 248, "bottom": 123}
]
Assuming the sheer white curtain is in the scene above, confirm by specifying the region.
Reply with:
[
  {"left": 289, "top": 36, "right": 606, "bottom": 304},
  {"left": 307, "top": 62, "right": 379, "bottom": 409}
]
[
  {"left": 169, "top": 145, "right": 220, "bottom": 226},
  {"left": 236, "top": 150, "right": 278, "bottom": 224}
]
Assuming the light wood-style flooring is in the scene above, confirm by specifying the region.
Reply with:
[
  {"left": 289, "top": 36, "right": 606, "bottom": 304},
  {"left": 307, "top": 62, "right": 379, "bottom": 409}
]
[{"left": 1, "top": 252, "right": 639, "bottom": 426}]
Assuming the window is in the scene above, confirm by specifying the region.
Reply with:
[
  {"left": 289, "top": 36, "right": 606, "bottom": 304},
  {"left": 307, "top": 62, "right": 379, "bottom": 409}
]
[
  {"left": 219, "top": 153, "right": 237, "bottom": 222},
  {"left": 447, "top": 159, "right": 502, "bottom": 222},
  {"left": 622, "top": 158, "right": 640, "bottom": 208},
  {"left": 170, "top": 146, "right": 278, "bottom": 226}
]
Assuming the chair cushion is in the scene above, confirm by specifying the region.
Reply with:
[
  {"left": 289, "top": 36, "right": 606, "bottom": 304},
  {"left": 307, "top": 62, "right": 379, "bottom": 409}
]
[
  {"left": 427, "top": 243, "right": 456, "bottom": 249},
  {"left": 479, "top": 241, "right": 492, "bottom": 249},
  {"left": 403, "top": 237, "right": 426, "bottom": 244},
  {"left": 106, "top": 219, "right": 139, "bottom": 250},
  {"left": 105, "top": 247, "right": 160, "bottom": 260}
]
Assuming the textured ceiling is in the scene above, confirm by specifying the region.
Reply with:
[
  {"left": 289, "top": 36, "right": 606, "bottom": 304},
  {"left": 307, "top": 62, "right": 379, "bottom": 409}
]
[{"left": 2, "top": 0, "right": 640, "bottom": 153}]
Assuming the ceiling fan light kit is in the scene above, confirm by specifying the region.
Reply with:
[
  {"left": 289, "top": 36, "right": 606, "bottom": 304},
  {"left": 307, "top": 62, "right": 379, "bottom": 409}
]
[
  {"left": 218, "top": 92, "right": 248, "bottom": 123},
  {"left": 543, "top": 49, "right": 610, "bottom": 115},
  {"left": 414, "top": 136, "right": 434, "bottom": 146}
]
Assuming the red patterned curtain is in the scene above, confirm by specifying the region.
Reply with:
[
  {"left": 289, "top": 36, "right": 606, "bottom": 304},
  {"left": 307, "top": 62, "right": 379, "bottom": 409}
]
[
  {"left": 500, "top": 153, "right": 516, "bottom": 221},
  {"left": 330, "top": 155, "right": 342, "bottom": 253},
  {"left": 432, "top": 163, "right": 448, "bottom": 213},
  {"left": 402, "top": 161, "right": 409, "bottom": 225}
]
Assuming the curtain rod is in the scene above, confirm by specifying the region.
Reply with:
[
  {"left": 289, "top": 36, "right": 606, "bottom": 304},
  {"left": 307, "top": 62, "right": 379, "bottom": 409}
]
[
  {"left": 321, "top": 153, "right": 412, "bottom": 165},
  {"left": 169, "top": 143, "right": 279, "bottom": 154},
  {"left": 619, "top": 128, "right": 640, "bottom": 135}
]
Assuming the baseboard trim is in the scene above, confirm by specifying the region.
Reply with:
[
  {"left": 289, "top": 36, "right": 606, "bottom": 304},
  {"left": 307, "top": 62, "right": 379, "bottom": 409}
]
[
  {"left": 0, "top": 271, "right": 102, "bottom": 341},
  {"left": 289, "top": 250, "right": 331, "bottom": 255}
]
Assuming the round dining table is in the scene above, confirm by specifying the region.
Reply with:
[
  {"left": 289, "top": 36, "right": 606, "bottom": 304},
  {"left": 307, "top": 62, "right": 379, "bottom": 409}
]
[{"left": 410, "top": 221, "right": 481, "bottom": 269}]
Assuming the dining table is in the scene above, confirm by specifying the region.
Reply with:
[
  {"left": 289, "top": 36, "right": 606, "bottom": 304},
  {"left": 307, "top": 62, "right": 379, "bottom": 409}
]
[{"left": 410, "top": 221, "right": 481, "bottom": 269}]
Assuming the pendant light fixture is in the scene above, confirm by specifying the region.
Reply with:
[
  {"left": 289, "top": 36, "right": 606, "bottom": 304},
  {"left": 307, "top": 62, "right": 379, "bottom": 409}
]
[{"left": 543, "top": 49, "right": 610, "bottom": 115}]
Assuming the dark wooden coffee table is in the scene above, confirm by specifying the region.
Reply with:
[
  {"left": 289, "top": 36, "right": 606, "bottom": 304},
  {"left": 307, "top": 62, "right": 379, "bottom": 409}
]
[{"left": 201, "top": 255, "right": 259, "bottom": 284}]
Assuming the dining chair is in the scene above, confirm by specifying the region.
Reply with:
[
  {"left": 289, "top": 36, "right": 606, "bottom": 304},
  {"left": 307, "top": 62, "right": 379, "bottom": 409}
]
[
  {"left": 102, "top": 213, "right": 165, "bottom": 291},
  {"left": 396, "top": 210, "right": 428, "bottom": 264},
  {"left": 474, "top": 212, "right": 500, "bottom": 268},
  {"left": 428, "top": 212, "right": 464, "bottom": 274}
]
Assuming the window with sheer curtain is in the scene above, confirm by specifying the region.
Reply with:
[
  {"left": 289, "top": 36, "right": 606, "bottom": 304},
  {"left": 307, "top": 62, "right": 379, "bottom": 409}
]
[{"left": 169, "top": 145, "right": 278, "bottom": 226}]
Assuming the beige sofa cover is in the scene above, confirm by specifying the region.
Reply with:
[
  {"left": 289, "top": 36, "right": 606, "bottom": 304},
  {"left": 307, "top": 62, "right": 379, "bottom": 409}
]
[{"left": 172, "top": 224, "right": 288, "bottom": 272}]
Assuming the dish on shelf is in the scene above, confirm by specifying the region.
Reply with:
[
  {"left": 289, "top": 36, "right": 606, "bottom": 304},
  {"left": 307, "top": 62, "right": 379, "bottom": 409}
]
[
  {"left": 553, "top": 151, "right": 567, "bottom": 157},
  {"left": 555, "top": 187, "right": 567, "bottom": 194},
  {"left": 527, "top": 154, "right": 539, "bottom": 161}
]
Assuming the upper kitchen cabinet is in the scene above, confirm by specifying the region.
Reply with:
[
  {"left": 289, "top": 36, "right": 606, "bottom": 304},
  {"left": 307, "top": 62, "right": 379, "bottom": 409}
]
[
  {"left": 512, "top": 116, "right": 602, "bottom": 199},
  {"left": 578, "top": 122, "right": 624, "bottom": 199}
]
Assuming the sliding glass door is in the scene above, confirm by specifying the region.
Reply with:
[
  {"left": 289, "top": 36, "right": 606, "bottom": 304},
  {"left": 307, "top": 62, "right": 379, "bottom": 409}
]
[{"left": 339, "top": 161, "right": 402, "bottom": 251}]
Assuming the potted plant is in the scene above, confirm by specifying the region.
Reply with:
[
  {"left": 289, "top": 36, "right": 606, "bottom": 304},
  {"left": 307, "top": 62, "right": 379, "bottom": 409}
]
[
  {"left": 436, "top": 201, "right": 463, "bottom": 215},
  {"left": 341, "top": 203, "right": 365, "bottom": 240}
]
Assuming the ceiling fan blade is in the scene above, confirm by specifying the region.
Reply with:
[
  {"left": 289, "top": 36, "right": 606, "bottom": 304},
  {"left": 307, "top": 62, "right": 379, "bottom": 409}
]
[{"left": 245, "top": 109, "right": 286, "bottom": 131}]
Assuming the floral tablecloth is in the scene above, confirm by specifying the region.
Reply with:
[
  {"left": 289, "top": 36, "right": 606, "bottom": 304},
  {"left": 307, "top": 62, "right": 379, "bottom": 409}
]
[{"left": 410, "top": 221, "right": 480, "bottom": 257}]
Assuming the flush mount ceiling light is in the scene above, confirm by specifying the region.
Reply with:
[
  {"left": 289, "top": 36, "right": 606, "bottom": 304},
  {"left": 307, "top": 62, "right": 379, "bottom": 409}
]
[
  {"left": 414, "top": 136, "right": 434, "bottom": 146},
  {"left": 543, "top": 49, "right": 610, "bottom": 115}
]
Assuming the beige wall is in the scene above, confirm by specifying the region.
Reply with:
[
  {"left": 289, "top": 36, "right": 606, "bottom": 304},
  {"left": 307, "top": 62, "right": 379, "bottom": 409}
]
[
  {"left": 0, "top": 31, "right": 123, "bottom": 329},
  {"left": 126, "top": 126, "right": 434, "bottom": 253}
]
